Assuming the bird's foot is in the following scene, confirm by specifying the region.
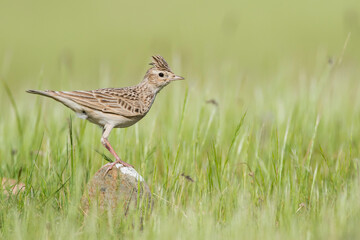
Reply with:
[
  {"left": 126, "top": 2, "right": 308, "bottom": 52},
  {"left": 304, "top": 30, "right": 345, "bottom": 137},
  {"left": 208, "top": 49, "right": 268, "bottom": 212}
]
[{"left": 104, "top": 159, "right": 134, "bottom": 176}]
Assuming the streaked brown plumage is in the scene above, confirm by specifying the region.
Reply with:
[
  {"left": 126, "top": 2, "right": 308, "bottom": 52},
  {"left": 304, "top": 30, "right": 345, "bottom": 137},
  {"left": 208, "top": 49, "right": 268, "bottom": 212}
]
[{"left": 27, "top": 55, "right": 184, "bottom": 173}]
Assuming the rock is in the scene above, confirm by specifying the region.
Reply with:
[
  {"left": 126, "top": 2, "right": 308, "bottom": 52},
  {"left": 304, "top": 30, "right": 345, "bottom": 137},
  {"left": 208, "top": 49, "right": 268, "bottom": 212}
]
[
  {"left": 2, "top": 178, "right": 25, "bottom": 196},
  {"left": 81, "top": 163, "right": 152, "bottom": 216}
]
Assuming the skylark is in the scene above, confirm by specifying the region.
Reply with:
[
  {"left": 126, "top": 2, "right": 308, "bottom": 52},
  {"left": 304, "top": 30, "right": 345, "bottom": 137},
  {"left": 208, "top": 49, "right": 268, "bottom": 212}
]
[{"left": 27, "top": 55, "right": 184, "bottom": 173}]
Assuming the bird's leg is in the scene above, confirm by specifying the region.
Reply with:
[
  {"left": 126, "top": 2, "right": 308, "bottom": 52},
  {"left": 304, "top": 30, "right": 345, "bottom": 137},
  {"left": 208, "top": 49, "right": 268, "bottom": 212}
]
[{"left": 101, "top": 125, "right": 133, "bottom": 175}]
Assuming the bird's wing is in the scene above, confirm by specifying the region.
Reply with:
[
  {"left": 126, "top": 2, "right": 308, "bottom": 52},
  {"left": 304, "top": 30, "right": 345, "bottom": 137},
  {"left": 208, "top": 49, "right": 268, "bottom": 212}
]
[{"left": 54, "top": 88, "right": 145, "bottom": 117}]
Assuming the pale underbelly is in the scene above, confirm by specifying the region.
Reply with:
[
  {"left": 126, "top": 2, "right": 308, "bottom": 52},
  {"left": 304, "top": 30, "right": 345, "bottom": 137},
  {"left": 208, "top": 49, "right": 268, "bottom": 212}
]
[{"left": 79, "top": 109, "right": 143, "bottom": 128}]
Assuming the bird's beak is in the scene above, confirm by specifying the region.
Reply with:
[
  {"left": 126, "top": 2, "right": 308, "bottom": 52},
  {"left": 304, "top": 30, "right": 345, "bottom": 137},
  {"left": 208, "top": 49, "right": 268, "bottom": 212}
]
[{"left": 170, "top": 75, "right": 185, "bottom": 81}]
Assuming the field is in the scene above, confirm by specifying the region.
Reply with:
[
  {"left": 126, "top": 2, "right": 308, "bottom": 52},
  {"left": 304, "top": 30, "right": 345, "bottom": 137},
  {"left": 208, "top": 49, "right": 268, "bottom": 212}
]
[{"left": 1, "top": 0, "right": 360, "bottom": 239}]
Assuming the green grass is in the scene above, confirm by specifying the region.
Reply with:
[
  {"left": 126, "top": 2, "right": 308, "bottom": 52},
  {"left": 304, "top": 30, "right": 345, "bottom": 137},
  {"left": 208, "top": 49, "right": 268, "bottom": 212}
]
[{"left": 1, "top": 0, "right": 360, "bottom": 239}]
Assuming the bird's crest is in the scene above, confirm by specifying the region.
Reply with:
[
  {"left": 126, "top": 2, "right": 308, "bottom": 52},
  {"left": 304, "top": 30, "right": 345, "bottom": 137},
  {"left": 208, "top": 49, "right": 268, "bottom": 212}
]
[{"left": 150, "top": 55, "right": 172, "bottom": 72}]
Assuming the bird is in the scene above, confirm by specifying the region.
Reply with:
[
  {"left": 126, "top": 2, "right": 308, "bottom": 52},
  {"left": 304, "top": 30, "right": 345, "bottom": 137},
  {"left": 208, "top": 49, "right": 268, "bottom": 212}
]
[{"left": 27, "top": 55, "right": 184, "bottom": 174}]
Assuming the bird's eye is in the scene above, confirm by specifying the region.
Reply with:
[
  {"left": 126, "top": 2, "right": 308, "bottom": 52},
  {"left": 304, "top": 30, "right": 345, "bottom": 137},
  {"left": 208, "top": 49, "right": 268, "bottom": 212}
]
[{"left": 158, "top": 72, "right": 164, "bottom": 77}]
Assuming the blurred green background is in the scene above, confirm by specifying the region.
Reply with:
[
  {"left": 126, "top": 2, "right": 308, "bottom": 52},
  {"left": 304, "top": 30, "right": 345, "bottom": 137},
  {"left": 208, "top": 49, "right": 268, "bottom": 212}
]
[{"left": 1, "top": 0, "right": 359, "bottom": 90}]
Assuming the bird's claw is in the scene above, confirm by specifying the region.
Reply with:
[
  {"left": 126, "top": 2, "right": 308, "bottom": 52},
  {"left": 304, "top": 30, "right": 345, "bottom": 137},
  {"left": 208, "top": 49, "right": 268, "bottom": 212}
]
[{"left": 103, "top": 160, "right": 134, "bottom": 176}]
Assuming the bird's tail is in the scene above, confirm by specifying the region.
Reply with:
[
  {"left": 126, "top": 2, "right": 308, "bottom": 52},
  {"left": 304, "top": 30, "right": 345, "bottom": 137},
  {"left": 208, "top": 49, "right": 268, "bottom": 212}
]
[
  {"left": 26, "top": 90, "right": 56, "bottom": 98},
  {"left": 26, "top": 89, "right": 82, "bottom": 113}
]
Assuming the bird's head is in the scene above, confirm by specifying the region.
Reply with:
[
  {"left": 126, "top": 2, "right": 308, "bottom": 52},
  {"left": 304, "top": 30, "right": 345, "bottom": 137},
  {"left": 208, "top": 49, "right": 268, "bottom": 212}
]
[{"left": 142, "top": 55, "right": 184, "bottom": 93}]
